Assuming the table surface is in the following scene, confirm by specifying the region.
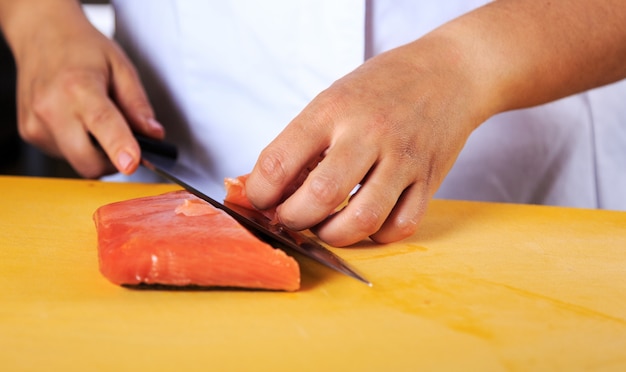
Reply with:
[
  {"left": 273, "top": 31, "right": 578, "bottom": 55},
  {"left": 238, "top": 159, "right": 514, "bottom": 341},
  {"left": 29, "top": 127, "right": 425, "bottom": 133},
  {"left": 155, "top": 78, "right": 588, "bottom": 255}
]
[{"left": 1, "top": 175, "right": 625, "bottom": 371}]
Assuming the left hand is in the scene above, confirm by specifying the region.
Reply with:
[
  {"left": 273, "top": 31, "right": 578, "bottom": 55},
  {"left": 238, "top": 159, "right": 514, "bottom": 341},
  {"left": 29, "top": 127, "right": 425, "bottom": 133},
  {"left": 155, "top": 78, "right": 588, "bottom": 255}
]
[{"left": 245, "top": 34, "right": 490, "bottom": 246}]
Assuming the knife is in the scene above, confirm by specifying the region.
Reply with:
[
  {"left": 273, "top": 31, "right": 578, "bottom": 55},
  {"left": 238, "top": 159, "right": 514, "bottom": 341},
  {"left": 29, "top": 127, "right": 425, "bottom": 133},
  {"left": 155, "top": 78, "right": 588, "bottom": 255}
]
[{"left": 134, "top": 134, "right": 372, "bottom": 286}]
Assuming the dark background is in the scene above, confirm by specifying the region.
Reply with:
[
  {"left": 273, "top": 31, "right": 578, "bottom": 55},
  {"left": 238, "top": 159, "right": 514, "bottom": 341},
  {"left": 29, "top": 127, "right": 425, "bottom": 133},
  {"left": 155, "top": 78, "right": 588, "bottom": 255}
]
[{"left": 0, "top": 0, "right": 110, "bottom": 178}]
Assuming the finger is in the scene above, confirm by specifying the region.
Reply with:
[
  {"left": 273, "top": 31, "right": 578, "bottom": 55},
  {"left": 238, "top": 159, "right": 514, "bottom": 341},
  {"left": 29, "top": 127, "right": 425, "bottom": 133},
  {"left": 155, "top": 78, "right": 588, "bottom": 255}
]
[
  {"left": 276, "top": 136, "right": 378, "bottom": 232},
  {"left": 25, "top": 100, "right": 116, "bottom": 178},
  {"left": 75, "top": 78, "right": 140, "bottom": 175},
  {"left": 53, "top": 118, "right": 117, "bottom": 178},
  {"left": 246, "top": 110, "right": 331, "bottom": 209},
  {"left": 15, "top": 77, "right": 64, "bottom": 157},
  {"left": 369, "top": 183, "right": 429, "bottom": 244},
  {"left": 310, "top": 159, "right": 411, "bottom": 247},
  {"left": 108, "top": 46, "right": 164, "bottom": 139},
  {"left": 20, "top": 72, "right": 123, "bottom": 177},
  {"left": 17, "top": 108, "right": 59, "bottom": 157}
]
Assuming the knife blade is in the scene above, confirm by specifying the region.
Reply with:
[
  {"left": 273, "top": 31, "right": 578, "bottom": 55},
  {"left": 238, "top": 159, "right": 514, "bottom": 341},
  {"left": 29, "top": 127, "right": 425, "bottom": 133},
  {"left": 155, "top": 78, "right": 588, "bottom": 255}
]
[{"left": 135, "top": 134, "right": 372, "bottom": 286}]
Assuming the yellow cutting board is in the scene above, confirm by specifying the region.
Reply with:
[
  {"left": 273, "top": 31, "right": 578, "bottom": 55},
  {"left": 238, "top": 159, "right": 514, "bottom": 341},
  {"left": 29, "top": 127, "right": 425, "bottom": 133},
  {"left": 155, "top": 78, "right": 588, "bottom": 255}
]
[{"left": 1, "top": 176, "right": 625, "bottom": 371}]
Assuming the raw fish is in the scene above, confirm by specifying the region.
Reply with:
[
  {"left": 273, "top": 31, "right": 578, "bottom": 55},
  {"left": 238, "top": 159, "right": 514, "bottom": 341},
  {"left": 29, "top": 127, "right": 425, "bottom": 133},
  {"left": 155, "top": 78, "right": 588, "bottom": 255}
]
[
  {"left": 94, "top": 190, "right": 300, "bottom": 291},
  {"left": 224, "top": 174, "right": 276, "bottom": 220}
]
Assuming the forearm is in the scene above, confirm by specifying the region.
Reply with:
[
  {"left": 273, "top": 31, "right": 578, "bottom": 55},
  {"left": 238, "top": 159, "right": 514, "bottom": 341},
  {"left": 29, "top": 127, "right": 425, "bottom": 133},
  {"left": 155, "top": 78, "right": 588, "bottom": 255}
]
[
  {"left": 0, "top": 0, "right": 89, "bottom": 59},
  {"left": 424, "top": 0, "right": 626, "bottom": 116}
]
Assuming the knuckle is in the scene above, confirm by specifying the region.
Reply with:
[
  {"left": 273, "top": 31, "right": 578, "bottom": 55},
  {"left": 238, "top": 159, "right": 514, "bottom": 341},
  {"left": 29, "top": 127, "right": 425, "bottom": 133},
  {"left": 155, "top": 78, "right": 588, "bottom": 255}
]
[
  {"left": 257, "top": 149, "right": 289, "bottom": 186},
  {"left": 85, "top": 106, "right": 118, "bottom": 131},
  {"left": 78, "top": 166, "right": 106, "bottom": 179},
  {"left": 308, "top": 174, "right": 342, "bottom": 206},
  {"left": 71, "top": 157, "right": 111, "bottom": 179},
  {"left": 30, "top": 90, "right": 57, "bottom": 122},
  {"left": 347, "top": 205, "right": 384, "bottom": 236},
  {"left": 17, "top": 120, "right": 55, "bottom": 156},
  {"left": 17, "top": 118, "right": 43, "bottom": 144},
  {"left": 370, "top": 217, "right": 418, "bottom": 244},
  {"left": 275, "top": 208, "right": 302, "bottom": 230},
  {"left": 77, "top": 165, "right": 101, "bottom": 179},
  {"left": 57, "top": 132, "right": 116, "bottom": 178},
  {"left": 29, "top": 93, "right": 47, "bottom": 114},
  {"left": 315, "top": 87, "right": 346, "bottom": 112},
  {"left": 58, "top": 70, "right": 95, "bottom": 100},
  {"left": 391, "top": 216, "right": 419, "bottom": 239},
  {"left": 306, "top": 88, "right": 350, "bottom": 128}
]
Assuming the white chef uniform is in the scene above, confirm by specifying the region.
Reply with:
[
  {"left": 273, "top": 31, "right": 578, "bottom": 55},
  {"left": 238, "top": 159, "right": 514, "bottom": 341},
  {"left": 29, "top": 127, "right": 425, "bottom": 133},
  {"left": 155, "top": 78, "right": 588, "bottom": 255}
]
[{"left": 109, "top": 0, "right": 626, "bottom": 210}]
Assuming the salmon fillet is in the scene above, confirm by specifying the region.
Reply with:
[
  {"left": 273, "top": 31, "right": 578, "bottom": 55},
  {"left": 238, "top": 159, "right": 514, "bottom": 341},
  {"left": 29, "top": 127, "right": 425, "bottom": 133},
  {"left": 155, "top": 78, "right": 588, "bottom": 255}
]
[
  {"left": 224, "top": 174, "right": 277, "bottom": 220},
  {"left": 94, "top": 190, "right": 300, "bottom": 291}
]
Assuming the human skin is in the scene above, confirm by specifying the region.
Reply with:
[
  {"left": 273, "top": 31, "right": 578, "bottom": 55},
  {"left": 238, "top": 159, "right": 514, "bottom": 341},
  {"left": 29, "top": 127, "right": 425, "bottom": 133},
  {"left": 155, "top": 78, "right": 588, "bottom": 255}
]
[
  {"left": 1, "top": 0, "right": 625, "bottom": 245},
  {"left": 245, "top": 0, "right": 626, "bottom": 246},
  {"left": 0, "top": 0, "right": 163, "bottom": 177}
]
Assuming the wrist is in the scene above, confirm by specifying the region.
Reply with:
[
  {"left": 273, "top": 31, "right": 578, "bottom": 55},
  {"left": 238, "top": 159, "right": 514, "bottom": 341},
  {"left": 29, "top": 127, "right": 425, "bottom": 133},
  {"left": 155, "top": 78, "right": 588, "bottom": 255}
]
[
  {"left": 397, "top": 28, "right": 503, "bottom": 133},
  {"left": 425, "top": 0, "right": 626, "bottom": 116},
  {"left": 420, "top": 19, "right": 520, "bottom": 123},
  {"left": 0, "top": 0, "right": 86, "bottom": 60}
]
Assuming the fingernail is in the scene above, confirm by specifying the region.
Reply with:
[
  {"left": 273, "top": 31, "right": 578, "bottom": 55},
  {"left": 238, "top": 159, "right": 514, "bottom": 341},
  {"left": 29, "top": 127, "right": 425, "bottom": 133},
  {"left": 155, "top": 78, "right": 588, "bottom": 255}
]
[{"left": 117, "top": 150, "right": 134, "bottom": 173}]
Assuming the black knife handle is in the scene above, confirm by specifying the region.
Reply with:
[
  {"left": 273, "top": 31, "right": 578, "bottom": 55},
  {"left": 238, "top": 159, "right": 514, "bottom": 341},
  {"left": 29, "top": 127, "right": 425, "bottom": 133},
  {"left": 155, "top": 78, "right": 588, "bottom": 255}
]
[
  {"left": 134, "top": 134, "right": 178, "bottom": 161},
  {"left": 89, "top": 133, "right": 178, "bottom": 161}
]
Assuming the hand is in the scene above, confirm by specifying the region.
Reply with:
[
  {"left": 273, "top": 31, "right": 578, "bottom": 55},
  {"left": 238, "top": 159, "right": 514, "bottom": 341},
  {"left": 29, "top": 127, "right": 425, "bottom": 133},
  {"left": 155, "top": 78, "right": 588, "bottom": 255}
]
[
  {"left": 246, "top": 0, "right": 626, "bottom": 246},
  {"left": 5, "top": 2, "right": 163, "bottom": 178},
  {"left": 246, "top": 34, "right": 489, "bottom": 246}
]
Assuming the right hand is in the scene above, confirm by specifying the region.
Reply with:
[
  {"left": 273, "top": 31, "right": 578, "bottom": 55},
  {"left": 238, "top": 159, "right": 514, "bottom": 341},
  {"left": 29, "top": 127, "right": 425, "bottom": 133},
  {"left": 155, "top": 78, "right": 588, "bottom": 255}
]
[{"left": 5, "top": 2, "right": 163, "bottom": 178}]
